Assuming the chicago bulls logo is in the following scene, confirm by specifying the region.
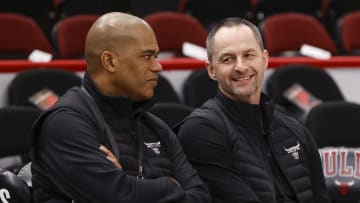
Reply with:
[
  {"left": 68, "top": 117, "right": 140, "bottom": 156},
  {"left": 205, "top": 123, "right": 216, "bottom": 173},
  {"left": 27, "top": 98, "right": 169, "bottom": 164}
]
[
  {"left": 284, "top": 141, "right": 301, "bottom": 160},
  {"left": 144, "top": 141, "right": 161, "bottom": 155},
  {"left": 335, "top": 180, "right": 354, "bottom": 196},
  {"left": 319, "top": 147, "right": 360, "bottom": 198}
]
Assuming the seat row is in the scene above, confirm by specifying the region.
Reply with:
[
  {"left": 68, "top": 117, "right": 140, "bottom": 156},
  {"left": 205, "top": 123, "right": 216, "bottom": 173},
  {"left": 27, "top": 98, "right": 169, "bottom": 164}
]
[
  {"left": 0, "top": 64, "right": 354, "bottom": 120},
  {"left": 2, "top": 0, "right": 359, "bottom": 36},
  {"left": 1, "top": 65, "right": 360, "bottom": 202},
  {"left": 1, "top": 10, "right": 360, "bottom": 60}
]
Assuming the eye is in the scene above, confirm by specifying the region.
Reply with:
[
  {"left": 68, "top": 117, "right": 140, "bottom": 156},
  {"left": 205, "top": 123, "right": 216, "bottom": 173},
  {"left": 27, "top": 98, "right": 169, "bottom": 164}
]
[
  {"left": 221, "top": 56, "right": 233, "bottom": 64},
  {"left": 143, "top": 55, "right": 152, "bottom": 60},
  {"left": 244, "top": 52, "right": 256, "bottom": 58}
]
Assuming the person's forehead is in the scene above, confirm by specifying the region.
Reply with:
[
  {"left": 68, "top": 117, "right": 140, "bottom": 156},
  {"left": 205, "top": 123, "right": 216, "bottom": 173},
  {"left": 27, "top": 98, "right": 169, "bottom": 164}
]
[
  {"left": 213, "top": 25, "right": 256, "bottom": 49},
  {"left": 214, "top": 25, "right": 253, "bottom": 41}
]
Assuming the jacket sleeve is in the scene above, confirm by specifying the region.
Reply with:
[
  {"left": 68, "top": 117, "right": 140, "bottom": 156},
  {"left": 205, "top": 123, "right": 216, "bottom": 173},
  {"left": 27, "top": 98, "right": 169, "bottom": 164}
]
[
  {"left": 159, "top": 125, "right": 212, "bottom": 203},
  {"left": 177, "top": 116, "right": 261, "bottom": 203},
  {"left": 302, "top": 126, "right": 331, "bottom": 203},
  {"left": 36, "top": 109, "right": 186, "bottom": 203}
]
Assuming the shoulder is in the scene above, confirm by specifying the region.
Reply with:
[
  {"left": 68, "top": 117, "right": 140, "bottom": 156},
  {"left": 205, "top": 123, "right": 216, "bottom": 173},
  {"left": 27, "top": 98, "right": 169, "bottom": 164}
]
[
  {"left": 272, "top": 106, "right": 312, "bottom": 145},
  {"left": 180, "top": 106, "right": 222, "bottom": 130},
  {"left": 42, "top": 108, "right": 96, "bottom": 140},
  {"left": 273, "top": 105, "right": 304, "bottom": 129},
  {"left": 33, "top": 87, "right": 97, "bottom": 141}
]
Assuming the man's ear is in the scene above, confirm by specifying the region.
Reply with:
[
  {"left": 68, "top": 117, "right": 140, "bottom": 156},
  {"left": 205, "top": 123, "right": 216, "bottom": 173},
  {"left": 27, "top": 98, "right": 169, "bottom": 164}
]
[
  {"left": 263, "top": 49, "right": 269, "bottom": 71},
  {"left": 101, "top": 51, "right": 116, "bottom": 72},
  {"left": 206, "top": 60, "right": 217, "bottom": 81}
]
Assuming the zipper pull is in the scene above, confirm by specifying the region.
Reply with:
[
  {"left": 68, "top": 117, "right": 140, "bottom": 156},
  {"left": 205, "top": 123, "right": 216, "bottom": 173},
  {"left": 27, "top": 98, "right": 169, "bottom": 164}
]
[{"left": 137, "top": 163, "right": 144, "bottom": 179}]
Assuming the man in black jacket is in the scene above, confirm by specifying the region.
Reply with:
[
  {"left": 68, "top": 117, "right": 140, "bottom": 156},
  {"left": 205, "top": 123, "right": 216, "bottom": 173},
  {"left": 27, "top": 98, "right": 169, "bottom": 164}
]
[
  {"left": 176, "top": 17, "right": 330, "bottom": 203},
  {"left": 30, "top": 12, "right": 210, "bottom": 203}
]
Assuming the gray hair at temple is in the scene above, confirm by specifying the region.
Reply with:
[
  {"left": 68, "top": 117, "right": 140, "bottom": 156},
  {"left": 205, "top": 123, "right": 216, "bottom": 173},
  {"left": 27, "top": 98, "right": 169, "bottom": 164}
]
[{"left": 206, "top": 17, "right": 265, "bottom": 62}]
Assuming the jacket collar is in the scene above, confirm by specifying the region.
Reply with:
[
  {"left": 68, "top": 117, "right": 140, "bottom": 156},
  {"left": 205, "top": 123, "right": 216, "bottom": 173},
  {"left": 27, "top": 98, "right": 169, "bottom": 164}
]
[
  {"left": 215, "top": 90, "right": 274, "bottom": 131},
  {"left": 81, "top": 72, "right": 155, "bottom": 119}
]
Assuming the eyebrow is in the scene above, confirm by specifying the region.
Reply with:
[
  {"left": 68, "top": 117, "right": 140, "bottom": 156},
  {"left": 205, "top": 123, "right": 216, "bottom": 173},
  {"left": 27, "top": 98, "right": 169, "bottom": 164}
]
[{"left": 140, "top": 49, "right": 157, "bottom": 55}]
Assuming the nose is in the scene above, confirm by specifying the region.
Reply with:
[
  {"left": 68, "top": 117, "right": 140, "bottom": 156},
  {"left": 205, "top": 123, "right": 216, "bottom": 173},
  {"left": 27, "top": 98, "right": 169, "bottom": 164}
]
[
  {"left": 234, "top": 57, "right": 246, "bottom": 71},
  {"left": 151, "top": 60, "right": 163, "bottom": 72}
]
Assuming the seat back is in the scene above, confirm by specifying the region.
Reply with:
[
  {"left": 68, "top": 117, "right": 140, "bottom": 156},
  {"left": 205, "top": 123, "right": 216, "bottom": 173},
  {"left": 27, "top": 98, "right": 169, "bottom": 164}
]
[
  {"left": 183, "top": 68, "right": 218, "bottom": 108},
  {"left": 265, "top": 64, "right": 344, "bottom": 119},
  {"left": 336, "top": 11, "right": 360, "bottom": 55},
  {"left": 154, "top": 74, "right": 180, "bottom": 103},
  {"left": 7, "top": 68, "right": 82, "bottom": 109},
  {"left": 0, "top": 0, "right": 57, "bottom": 40},
  {"left": 0, "top": 168, "right": 32, "bottom": 203},
  {"left": 260, "top": 12, "right": 338, "bottom": 56},
  {"left": 149, "top": 102, "right": 193, "bottom": 128},
  {"left": 0, "top": 106, "right": 41, "bottom": 172},
  {"left": 52, "top": 15, "right": 99, "bottom": 59},
  {"left": 306, "top": 101, "right": 360, "bottom": 202},
  {"left": 145, "top": 11, "right": 207, "bottom": 57},
  {"left": 305, "top": 101, "right": 360, "bottom": 148},
  {"left": 0, "top": 12, "right": 54, "bottom": 59}
]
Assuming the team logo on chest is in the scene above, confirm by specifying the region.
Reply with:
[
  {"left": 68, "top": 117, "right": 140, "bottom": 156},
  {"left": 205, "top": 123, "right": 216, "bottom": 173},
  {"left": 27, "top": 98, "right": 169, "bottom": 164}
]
[
  {"left": 284, "top": 141, "right": 301, "bottom": 160},
  {"left": 144, "top": 141, "right": 161, "bottom": 155}
]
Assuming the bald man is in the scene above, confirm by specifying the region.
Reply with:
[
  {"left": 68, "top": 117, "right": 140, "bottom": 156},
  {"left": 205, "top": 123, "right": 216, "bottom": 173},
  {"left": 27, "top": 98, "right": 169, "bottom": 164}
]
[{"left": 30, "top": 12, "right": 210, "bottom": 203}]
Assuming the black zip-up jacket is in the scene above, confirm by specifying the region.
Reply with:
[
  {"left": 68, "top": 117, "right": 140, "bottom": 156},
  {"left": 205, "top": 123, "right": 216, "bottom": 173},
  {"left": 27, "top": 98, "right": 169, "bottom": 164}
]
[
  {"left": 176, "top": 91, "right": 330, "bottom": 203},
  {"left": 30, "top": 73, "right": 210, "bottom": 203}
]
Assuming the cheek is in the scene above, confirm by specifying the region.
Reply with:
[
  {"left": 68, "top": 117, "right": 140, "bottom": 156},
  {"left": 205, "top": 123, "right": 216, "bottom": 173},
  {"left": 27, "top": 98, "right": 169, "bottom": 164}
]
[{"left": 215, "top": 65, "right": 232, "bottom": 79}]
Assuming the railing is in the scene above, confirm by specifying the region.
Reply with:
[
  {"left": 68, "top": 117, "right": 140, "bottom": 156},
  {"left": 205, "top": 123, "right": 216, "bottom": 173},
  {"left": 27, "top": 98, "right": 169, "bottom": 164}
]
[{"left": 1, "top": 56, "right": 360, "bottom": 72}]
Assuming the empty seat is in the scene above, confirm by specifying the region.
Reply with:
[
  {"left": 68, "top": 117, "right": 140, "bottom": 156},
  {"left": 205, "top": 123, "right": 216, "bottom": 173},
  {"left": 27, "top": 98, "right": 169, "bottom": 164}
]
[
  {"left": 0, "top": 106, "right": 41, "bottom": 172},
  {"left": 149, "top": 102, "right": 193, "bottom": 127},
  {"left": 336, "top": 11, "right": 360, "bottom": 55},
  {"left": 154, "top": 74, "right": 181, "bottom": 103},
  {"left": 306, "top": 101, "right": 360, "bottom": 202},
  {"left": 144, "top": 11, "right": 207, "bottom": 58},
  {"left": 0, "top": 0, "right": 57, "bottom": 40},
  {"left": 52, "top": 14, "right": 99, "bottom": 59},
  {"left": 183, "top": 68, "right": 218, "bottom": 108},
  {"left": 305, "top": 101, "right": 360, "bottom": 148},
  {"left": 265, "top": 64, "right": 344, "bottom": 120},
  {"left": 7, "top": 68, "right": 82, "bottom": 109},
  {"left": 0, "top": 12, "right": 54, "bottom": 59},
  {"left": 260, "top": 12, "right": 338, "bottom": 56}
]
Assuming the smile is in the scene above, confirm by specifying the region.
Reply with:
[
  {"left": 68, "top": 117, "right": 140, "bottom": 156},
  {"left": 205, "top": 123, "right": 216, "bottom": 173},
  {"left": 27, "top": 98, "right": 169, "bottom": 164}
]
[
  {"left": 233, "top": 74, "right": 253, "bottom": 81},
  {"left": 234, "top": 76, "right": 251, "bottom": 81}
]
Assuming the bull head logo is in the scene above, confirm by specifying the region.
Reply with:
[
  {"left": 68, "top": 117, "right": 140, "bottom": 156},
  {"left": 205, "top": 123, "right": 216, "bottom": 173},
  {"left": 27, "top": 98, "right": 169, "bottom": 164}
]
[
  {"left": 334, "top": 179, "right": 354, "bottom": 196},
  {"left": 284, "top": 141, "right": 301, "bottom": 160}
]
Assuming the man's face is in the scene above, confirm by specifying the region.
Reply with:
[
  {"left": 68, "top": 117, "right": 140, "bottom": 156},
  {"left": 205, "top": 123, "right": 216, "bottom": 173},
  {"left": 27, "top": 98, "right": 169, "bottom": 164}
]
[
  {"left": 112, "top": 25, "right": 162, "bottom": 101},
  {"left": 207, "top": 25, "right": 269, "bottom": 104}
]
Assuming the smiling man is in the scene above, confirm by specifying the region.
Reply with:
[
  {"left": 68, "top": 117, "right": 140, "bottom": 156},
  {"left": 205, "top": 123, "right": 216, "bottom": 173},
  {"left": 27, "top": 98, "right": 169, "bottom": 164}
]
[
  {"left": 176, "top": 18, "right": 330, "bottom": 203},
  {"left": 30, "top": 12, "right": 210, "bottom": 203}
]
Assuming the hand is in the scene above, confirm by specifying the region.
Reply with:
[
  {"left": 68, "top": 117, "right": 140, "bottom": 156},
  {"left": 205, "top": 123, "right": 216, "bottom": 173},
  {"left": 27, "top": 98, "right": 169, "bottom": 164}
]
[
  {"left": 170, "top": 177, "right": 181, "bottom": 188},
  {"left": 99, "top": 145, "right": 122, "bottom": 169}
]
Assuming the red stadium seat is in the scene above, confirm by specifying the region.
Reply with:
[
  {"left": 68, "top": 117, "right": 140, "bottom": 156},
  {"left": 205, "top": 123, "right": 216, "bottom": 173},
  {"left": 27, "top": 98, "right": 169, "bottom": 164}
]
[
  {"left": 336, "top": 11, "right": 360, "bottom": 55},
  {"left": 260, "top": 12, "right": 338, "bottom": 57},
  {"left": 145, "top": 11, "right": 207, "bottom": 58},
  {"left": 0, "top": 13, "right": 54, "bottom": 59},
  {"left": 52, "top": 14, "right": 99, "bottom": 59}
]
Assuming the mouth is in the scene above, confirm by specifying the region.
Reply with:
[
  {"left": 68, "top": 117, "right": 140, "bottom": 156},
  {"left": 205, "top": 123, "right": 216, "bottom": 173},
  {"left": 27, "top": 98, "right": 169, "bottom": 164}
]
[
  {"left": 147, "top": 77, "right": 158, "bottom": 87},
  {"left": 233, "top": 75, "right": 252, "bottom": 81},
  {"left": 232, "top": 74, "right": 254, "bottom": 83}
]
